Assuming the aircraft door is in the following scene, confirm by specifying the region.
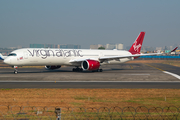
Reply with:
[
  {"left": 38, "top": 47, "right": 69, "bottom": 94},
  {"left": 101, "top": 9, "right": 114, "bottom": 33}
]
[{"left": 24, "top": 52, "right": 28, "bottom": 59}]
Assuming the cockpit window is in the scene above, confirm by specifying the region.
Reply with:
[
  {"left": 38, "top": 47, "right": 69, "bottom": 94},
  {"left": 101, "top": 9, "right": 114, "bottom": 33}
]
[{"left": 8, "top": 53, "right": 17, "bottom": 56}]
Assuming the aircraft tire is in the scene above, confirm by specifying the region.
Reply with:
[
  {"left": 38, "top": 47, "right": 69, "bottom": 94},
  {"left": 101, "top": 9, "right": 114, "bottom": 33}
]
[
  {"left": 14, "top": 70, "right": 18, "bottom": 74},
  {"left": 80, "top": 68, "right": 83, "bottom": 72}
]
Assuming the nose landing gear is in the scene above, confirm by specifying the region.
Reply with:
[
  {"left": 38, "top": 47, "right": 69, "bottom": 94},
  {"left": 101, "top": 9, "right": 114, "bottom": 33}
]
[{"left": 13, "top": 66, "right": 18, "bottom": 74}]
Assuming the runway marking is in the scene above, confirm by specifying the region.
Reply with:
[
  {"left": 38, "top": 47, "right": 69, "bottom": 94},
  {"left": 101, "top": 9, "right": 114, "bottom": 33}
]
[
  {"left": 123, "top": 74, "right": 150, "bottom": 75},
  {"left": 163, "top": 71, "right": 180, "bottom": 80},
  {"left": 130, "top": 65, "right": 133, "bottom": 69},
  {"left": 0, "top": 81, "right": 180, "bottom": 82},
  {"left": 145, "top": 64, "right": 180, "bottom": 80},
  {"left": 144, "top": 64, "right": 164, "bottom": 71}
]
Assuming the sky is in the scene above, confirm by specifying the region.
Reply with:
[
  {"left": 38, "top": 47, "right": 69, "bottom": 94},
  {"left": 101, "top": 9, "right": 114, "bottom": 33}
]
[{"left": 0, "top": 0, "right": 180, "bottom": 49}]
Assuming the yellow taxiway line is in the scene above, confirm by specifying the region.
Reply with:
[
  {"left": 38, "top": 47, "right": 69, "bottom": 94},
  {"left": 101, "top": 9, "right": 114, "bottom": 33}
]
[{"left": 144, "top": 63, "right": 164, "bottom": 71}]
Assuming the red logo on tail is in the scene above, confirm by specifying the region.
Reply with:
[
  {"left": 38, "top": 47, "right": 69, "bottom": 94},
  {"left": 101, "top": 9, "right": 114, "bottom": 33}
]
[
  {"left": 129, "top": 32, "right": 145, "bottom": 54},
  {"left": 133, "top": 41, "right": 142, "bottom": 53}
]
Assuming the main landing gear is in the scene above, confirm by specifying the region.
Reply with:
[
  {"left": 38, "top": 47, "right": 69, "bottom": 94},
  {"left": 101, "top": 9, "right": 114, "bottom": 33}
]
[
  {"left": 13, "top": 66, "right": 18, "bottom": 74},
  {"left": 97, "top": 69, "right": 103, "bottom": 72},
  {"left": 72, "top": 67, "right": 103, "bottom": 72},
  {"left": 93, "top": 69, "right": 103, "bottom": 72},
  {"left": 72, "top": 67, "right": 83, "bottom": 72}
]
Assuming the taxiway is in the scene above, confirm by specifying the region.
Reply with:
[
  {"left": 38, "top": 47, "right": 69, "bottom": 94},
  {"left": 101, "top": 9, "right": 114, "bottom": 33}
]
[{"left": 0, "top": 63, "right": 180, "bottom": 88}]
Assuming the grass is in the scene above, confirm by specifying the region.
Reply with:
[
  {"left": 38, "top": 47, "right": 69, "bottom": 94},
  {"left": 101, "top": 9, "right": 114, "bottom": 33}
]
[
  {"left": 71, "top": 102, "right": 84, "bottom": 106},
  {"left": 1, "top": 88, "right": 11, "bottom": 90},
  {"left": 0, "top": 89, "right": 180, "bottom": 108},
  {"left": 162, "top": 60, "right": 180, "bottom": 67},
  {"left": 128, "top": 59, "right": 180, "bottom": 67},
  {"left": 0, "top": 60, "right": 180, "bottom": 119}
]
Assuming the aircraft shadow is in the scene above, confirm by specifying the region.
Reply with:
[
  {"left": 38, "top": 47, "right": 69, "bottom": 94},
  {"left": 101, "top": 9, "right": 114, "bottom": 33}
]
[{"left": 0, "top": 67, "right": 130, "bottom": 74}]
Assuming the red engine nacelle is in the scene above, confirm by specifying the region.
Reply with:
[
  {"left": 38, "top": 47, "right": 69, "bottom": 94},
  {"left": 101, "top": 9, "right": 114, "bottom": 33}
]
[
  {"left": 81, "top": 60, "right": 100, "bottom": 71},
  {"left": 45, "top": 65, "right": 61, "bottom": 70}
]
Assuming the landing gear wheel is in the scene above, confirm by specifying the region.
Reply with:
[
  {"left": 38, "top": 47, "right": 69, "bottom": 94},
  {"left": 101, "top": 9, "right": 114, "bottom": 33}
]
[
  {"left": 80, "top": 68, "right": 83, "bottom": 72},
  {"left": 72, "top": 68, "right": 83, "bottom": 72},
  {"left": 14, "top": 70, "right": 18, "bottom": 74},
  {"left": 97, "top": 69, "right": 103, "bottom": 72},
  {"left": 13, "top": 66, "right": 18, "bottom": 74}
]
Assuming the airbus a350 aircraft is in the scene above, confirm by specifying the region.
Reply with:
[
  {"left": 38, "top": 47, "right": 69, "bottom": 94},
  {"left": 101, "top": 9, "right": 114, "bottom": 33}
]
[{"left": 1, "top": 32, "right": 177, "bottom": 74}]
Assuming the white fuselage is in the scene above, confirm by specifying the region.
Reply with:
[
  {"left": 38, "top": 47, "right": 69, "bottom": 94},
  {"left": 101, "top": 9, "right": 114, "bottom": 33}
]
[{"left": 4, "top": 48, "right": 133, "bottom": 66}]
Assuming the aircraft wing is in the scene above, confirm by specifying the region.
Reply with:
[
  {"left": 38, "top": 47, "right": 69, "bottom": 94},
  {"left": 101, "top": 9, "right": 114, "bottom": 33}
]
[
  {"left": 99, "top": 46, "right": 177, "bottom": 62},
  {"left": 69, "top": 47, "right": 178, "bottom": 63},
  {"left": 69, "top": 58, "right": 88, "bottom": 63},
  {"left": 98, "top": 53, "right": 161, "bottom": 62},
  {"left": 69, "top": 58, "right": 98, "bottom": 63},
  {"left": 69, "top": 53, "right": 161, "bottom": 63}
]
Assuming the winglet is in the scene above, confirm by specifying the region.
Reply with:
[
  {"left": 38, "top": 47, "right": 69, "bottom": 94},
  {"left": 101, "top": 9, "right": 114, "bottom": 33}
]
[
  {"left": 129, "top": 32, "right": 145, "bottom": 54},
  {"left": 171, "top": 47, "right": 178, "bottom": 52}
]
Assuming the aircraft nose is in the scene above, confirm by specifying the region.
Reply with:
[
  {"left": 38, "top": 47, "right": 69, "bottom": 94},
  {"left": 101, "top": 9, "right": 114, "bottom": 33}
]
[{"left": 4, "top": 58, "right": 11, "bottom": 64}]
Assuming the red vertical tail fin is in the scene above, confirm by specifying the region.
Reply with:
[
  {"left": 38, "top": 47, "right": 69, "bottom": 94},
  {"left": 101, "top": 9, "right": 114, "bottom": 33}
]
[{"left": 129, "top": 32, "right": 145, "bottom": 54}]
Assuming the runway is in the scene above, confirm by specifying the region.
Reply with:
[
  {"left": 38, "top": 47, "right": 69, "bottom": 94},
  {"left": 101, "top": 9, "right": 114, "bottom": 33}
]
[
  {"left": 0, "top": 81, "right": 180, "bottom": 88},
  {"left": 0, "top": 63, "right": 180, "bottom": 88}
]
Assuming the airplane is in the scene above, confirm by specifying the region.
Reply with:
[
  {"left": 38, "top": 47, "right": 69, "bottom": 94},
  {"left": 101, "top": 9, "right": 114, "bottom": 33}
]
[{"left": 1, "top": 32, "right": 178, "bottom": 74}]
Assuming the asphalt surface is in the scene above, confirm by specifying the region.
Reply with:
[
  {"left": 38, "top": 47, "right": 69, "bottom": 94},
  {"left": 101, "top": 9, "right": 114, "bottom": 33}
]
[
  {"left": 148, "top": 63, "right": 180, "bottom": 75},
  {"left": 0, "top": 81, "right": 180, "bottom": 89},
  {"left": 0, "top": 63, "right": 180, "bottom": 88}
]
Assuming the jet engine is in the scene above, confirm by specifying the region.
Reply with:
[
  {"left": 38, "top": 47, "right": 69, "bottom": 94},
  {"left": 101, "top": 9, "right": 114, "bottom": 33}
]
[
  {"left": 45, "top": 65, "right": 61, "bottom": 70},
  {"left": 81, "top": 60, "right": 100, "bottom": 71}
]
